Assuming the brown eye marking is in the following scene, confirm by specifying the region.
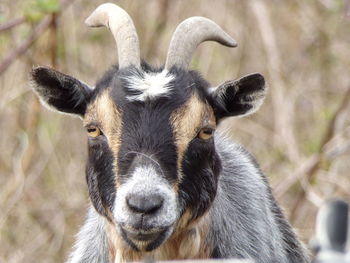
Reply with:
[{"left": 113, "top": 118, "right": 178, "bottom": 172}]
[
  {"left": 86, "top": 125, "right": 102, "bottom": 138},
  {"left": 197, "top": 127, "right": 215, "bottom": 140}
]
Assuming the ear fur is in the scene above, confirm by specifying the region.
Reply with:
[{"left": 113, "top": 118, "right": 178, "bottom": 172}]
[
  {"left": 31, "top": 66, "right": 92, "bottom": 116},
  {"left": 211, "top": 73, "right": 266, "bottom": 119}
]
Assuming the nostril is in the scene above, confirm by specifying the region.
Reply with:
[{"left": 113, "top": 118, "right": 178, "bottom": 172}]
[{"left": 126, "top": 194, "right": 164, "bottom": 214}]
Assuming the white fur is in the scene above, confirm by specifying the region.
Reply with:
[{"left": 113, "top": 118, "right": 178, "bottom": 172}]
[
  {"left": 237, "top": 89, "right": 266, "bottom": 117},
  {"left": 67, "top": 207, "right": 109, "bottom": 263},
  {"left": 124, "top": 70, "right": 175, "bottom": 101},
  {"left": 207, "top": 86, "right": 218, "bottom": 94},
  {"left": 113, "top": 165, "right": 178, "bottom": 229}
]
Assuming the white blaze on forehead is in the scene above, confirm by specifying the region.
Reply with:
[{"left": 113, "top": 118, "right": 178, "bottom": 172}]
[{"left": 124, "top": 70, "right": 175, "bottom": 101}]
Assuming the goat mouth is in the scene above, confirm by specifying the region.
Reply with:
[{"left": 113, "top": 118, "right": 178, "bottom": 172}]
[
  {"left": 123, "top": 228, "right": 166, "bottom": 241},
  {"left": 120, "top": 226, "right": 172, "bottom": 251}
]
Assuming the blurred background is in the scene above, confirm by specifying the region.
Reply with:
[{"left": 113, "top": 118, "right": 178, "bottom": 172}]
[{"left": 0, "top": 0, "right": 349, "bottom": 262}]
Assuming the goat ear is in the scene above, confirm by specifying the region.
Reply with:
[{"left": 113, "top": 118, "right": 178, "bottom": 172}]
[
  {"left": 210, "top": 73, "right": 266, "bottom": 119},
  {"left": 31, "top": 67, "right": 92, "bottom": 116}
]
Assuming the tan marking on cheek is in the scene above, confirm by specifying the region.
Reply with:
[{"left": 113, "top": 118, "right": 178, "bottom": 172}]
[
  {"left": 84, "top": 102, "right": 98, "bottom": 126},
  {"left": 171, "top": 94, "right": 216, "bottom": 186},
  {"left": 84, "top": 88, "right": 122, "bottom": 188},
  {"left": 171, "top": 95, "right": 204, "bottom": 177}
]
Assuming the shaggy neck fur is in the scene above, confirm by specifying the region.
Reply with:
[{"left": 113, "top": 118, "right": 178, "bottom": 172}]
[{"left": 105, "top": 214, "right": 211, "bottom": 262}]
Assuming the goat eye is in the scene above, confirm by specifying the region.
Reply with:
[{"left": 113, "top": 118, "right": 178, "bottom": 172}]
[
  {"left": 87, "top": 126, "right": 102, "bottom": 138},
  {"left": 198, "top": 127, "right": 214, "bottom": 140}
]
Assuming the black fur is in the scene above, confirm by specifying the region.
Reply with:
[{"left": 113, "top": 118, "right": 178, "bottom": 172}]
[
  {"left": 86, "top": 135, "right": 116, "bottom": 220},
  {"left": 31, "top": 67, "right": 92, "bottom": 116},
  {"left": 179, "top": 137, "right": 222, "bottom": 220},
  {"left": 211, "top": 73, "right": 266, "bottom": 119},
  {"left": 31, "top": 62, "right": 309, "bottom": 262}
]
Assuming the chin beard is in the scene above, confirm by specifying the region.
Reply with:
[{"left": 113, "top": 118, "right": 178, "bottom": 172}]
[{"left": 119, "top": 225, "right": 174, "bottom": 252}]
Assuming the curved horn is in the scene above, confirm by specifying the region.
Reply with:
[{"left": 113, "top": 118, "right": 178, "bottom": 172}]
[
  {"left": 165, "top": 17, "right": 237, "bottom": 70},
  {"left": 85, "top": 3, "right": 140, "bottom": 69}
]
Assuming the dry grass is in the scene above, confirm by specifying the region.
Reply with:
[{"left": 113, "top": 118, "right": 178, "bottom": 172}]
[{"left": 1, "top": 0, "right": 349, "bottom": 262}]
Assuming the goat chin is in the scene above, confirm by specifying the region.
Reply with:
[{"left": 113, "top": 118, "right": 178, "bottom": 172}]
[{"left": 106, "top": 212, "right": 211, "bottom": 262}]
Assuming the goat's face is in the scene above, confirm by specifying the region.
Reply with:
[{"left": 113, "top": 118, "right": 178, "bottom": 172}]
[
  {"left": 32, "top": 66, "right": 265, "bottom": 251},
  {"left": 82, "top": 67, "right": 224, "bottom": 251},
  {"left": 31, "top": 3, "right": 266, "bottom": 253}
]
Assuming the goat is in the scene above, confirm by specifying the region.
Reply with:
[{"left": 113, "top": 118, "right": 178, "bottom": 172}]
[
  {"left": 312, "top": 199, "right": 349, "bottom": 263},
  {"left": 31, "top": 3, "right": 310, "bottom": 263}
]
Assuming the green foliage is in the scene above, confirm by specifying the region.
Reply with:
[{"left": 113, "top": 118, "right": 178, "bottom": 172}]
[
  {"left": 88, "top": 30, "right": 109, "bottom": 42},
  {"left": 57, "top": 34, "right": 66, "bottom": 59},
  {"left": 0, "top": 14, "right": 5, "bottom": 23},
  {"left": 25, "top": 9, "right": 44, "bottom": 23},
  {"left": 302, "top": 107, "right": 335, "bottom": 155},
  {"left": 24, "top": 0, "right": 60, "bottom": 23},
  {"left": 321, "top": 107, "right": 333, "bottom": 121},
  {"left": 304, "top": 137, "right": 321, "bottom": 155},
  {"left": 36, "top": 0, "right": 60, "bottom": 13}
]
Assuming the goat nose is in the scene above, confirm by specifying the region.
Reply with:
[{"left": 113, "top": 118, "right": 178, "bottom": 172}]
[{"left": 126, "top": 194, "right": 164, "bottom": 214}]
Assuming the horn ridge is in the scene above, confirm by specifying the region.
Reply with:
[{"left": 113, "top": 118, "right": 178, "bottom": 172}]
[
  {"left": 165, "top": 16, "right": 237, "bottom": 70},
  {"left": 85, "top": 3, "right": 141, "bottom": 69}
]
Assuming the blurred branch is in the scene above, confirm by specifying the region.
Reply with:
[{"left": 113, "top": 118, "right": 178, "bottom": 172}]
[
  {"left": 0, "top": 16, "right": 53, "bottom": 75},
  {"left": 319, "top": 87, "right": 350, "bottom": 147},
  {"left": 0, "top": 0, "right": 74, "bottom": 75},
  {"left": 346, "top": 0, "right": 350, "bottom": 19},
  {"left": 49, "top": 14, "right": 58, "bottom": 68},
  {"left": 22, "top": 9, "right": 60, "bottom": 176},
  {"left": 274, "top": 154, "right": 320, "bottom": 198},
  {"left": 0, "top": 17, "right": 25, "bottom": 32},
  {"left": 290, "top": 86, "right": 350, "bottom": 222},
  {"left": 250, "top": 0, "right": 301, "bottom": 163},
  {"left": 325, "top": 137, "right": 350, "bottom": 160},
  {"left": 0, "top": 0, "right": 70, "bottom": 235},
  {"left": 21, "top": 97, "right": 41, "bottom": 173},
  {"left": 145, "top": 0, "right": 170, "bottom": 59}
]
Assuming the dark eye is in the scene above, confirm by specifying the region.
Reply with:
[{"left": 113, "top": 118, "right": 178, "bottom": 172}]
[
  {"left": 86, "top": 126, "right": 102, "bottom": 138},
  {"left": 198, "top": 127, "right": 214, "bottom": 140}
]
